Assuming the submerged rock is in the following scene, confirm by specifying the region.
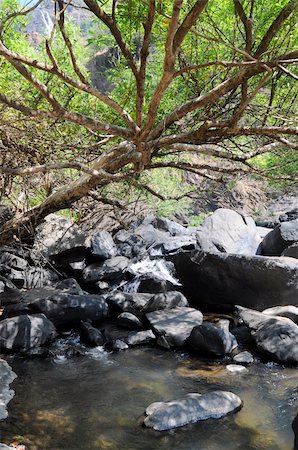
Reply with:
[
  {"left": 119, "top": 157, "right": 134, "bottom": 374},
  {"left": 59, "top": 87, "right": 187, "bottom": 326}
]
[
  {"left": 143, "top": 391, "right": 242, "bottom": 431},
  {"left": 146, "top": 307, "right": 203, "bottom": 347},
  {"left": 187, "top": 320, "right": 237, "bottom": 357},
  {"left": 0, "top": 359, "right": 17, "bottom": 420}
]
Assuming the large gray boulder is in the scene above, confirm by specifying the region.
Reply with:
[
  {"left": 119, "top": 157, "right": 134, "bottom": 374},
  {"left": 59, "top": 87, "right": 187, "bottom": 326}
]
[
  {"left": 196, "top": 209, "right": 261, "bottom": 255},
  {"left": 0, "top": 359, "right": 17, "bottom": 420},
  {"left": 187, "top": 320, "right": 237, "bottom": 356},
  {"left": 237, "top": 306, "right": 298, "bottom": 364},
  {"left": 0, "top": 314, "right": 56, "bottom": 351},
  {"left": 261, "top": 219, "right": 298, "bottom": 256},
  {"left": 144, "top": 391, "right": 242, "bottom": 431},
  {"left": 174, "top": 251, "right": 298, "bottom": 311},
  {"left": 146, "top": 307, "right": 203, "bottom": 347}
]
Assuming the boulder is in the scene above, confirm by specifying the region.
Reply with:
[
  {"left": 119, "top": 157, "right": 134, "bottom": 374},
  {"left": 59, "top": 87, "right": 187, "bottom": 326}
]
[
  {"left": 128, "top": 259, "right": 181, "bottom": 292},
  {"left": 27, "top": 293, "right": 109, "bottom": 327},
  {"left": 126, "top": 330, "right": 155, "bottom": 346},
  {"left": 141, "top": 291, "right": 188, "bottom": 314},
  {"left": 237, "top": 306, "right": 298, "bottom": 364},
  {"left": 187, "top": 320, "right": 237, "bottom": 357},
  {"left": 174, "top": 251, "right": 298, "bottom": 311},
  {"left": 0, "top": 252, "right": 28, "bottom": 270},
  {"left": 90, "top": 231, "right": 117, "bottom": 260},
  {"left": 0, "top": 314, "right": 56, "bottom": 351},
  {"left": 196, "top": 208, "right": 261, "bottom": 255},
  {"left": 152, "top": 217, "right": 192, "bottom": 236},
  {"left": 146, "top": 307, "right": 203, "bottom": 347},
  {"left": 105, "top": 291, "right": 153, "bottom": 316},
  {"left": 80, "top": 321, "right": 105, "bottom": 347},
  {"left": 137, "top": 276, "right": 177, "bottom": 294},
  {"left": 114, "top": 230, "right": 146, "bottom": 259},
  {"left": 262, "top": 305, "right": 298, "bottom": 324},
  {"left": 116, "top": 312, "right": 143, "bottom": 330},
  {"left": 144, "top": 391, "right": 242, "bottom": 431},
  {"left": 0, "top": 359, "right": 17, "bottom": 420},
  {"left": 233, "top": 351, "right": 254, "bottom": 364},
  {"left": 6, "top": 266, "right": 59, "bottom": 289},
  {"left": 282, "top": 242, "right": 298, "bottom": 259},
  {"left": 261, "top": 219, "right": 298, "bottom": 256},
  {"left": 82, "top": 257, "right": 129, "bottom": 283},
  {"left": 56, "top": 278, "right": 84, "bottom": 295},
  {"left": 0, "top": 276, "right": 21, "bottom": 306}
]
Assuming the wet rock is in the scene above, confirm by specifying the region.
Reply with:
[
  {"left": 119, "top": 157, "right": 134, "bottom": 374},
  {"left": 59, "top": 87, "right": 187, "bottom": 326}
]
[
  {"left": 0, "top": 314, "right": 56, "bottom": 351},
  {"left": 196, "top": 208, "right": 261, "bottom": 255},
  {"left": 226, "top": 364, "right": 248, "bottom": 374},
  {"left": 187, "top": 320, "right": 237, "bottom": 357},
  {"left": 126, "top": 329, "right": 155, "bottom": 346},
  {"left": 116, "top": 312, "right": 143, "bottom": 330},
  {"left": 174, "top": 251, "right": 298, "bottom": 311},
  {"left": 91, "top": 231, "right": 117, "bottom": 260},
  {"left": 82, "top": 257, "right": 130, "bottom": 283},
  {"left": 56, "top": 278, "right": 84, "bottom": 295},
  {"left": 0, "top": 276, "right": 21, "bottom": 306},
  {"left": 106, "top": 291, "right": 153, "bottom": 316},
  {"left": 143, "top": 391, "right": 242, "bottom": 431},
  {"left": 27, "top": 293, "right": 109, "bottom": 327},
  {"left": 129, "top": 258, "right": 181, "bottom": 293},
  {"left": 262, "top": 305, "right": 298, "bottom": 324},
  {"left": 233, "top": 351, "right": 254, "bottom": 364},
  {"left": 261, "top": 219, "right": 298, "bottom": 256},
  {"left": 0, "top": 359, "right": 17, "bottom": 420},
  {"left": 282, "top": 242, "right": 298, "bottom": 259},
  {"left": 237, "top": 306, "right": 298, "bottom": 364},
  {"left": 80, "top": 321, "right": 105, "bottom": 347},
  {"left": 112, "top": 339, "right": 129, "bottom": 351},
  {"left": 146, "top": 307, "right": 203, "bottom": 347},
  {"left": 141, "top": 291, "right": 188, "bottom": 313}
]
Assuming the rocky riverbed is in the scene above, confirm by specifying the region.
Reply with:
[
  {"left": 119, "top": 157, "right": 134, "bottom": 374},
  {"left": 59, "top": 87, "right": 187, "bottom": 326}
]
[{"left": 0, "top": 207, "right": 297, "bottom": 449}]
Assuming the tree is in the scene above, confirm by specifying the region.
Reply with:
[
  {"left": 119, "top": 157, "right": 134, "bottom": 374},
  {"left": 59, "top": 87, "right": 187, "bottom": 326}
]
[{"left": 0, "top": 0, "right": 297, "bottom": 244}]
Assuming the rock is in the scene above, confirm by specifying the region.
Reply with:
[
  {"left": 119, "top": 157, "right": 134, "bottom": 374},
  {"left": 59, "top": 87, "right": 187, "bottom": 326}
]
[
  {"left": 152, "top": 217, "right": 192, "bottom": 236},
  {"left": 112, "top": 339, "right": 129, "bottom": 351},
  {"left": 137, "top": 276, "right": 177, "bottom": 294},
  {"left": 6, "top": 266, "right": 59, "bottom": 289},
  {"left": 0, "top": 276, "right": 21, "bottom": 306},
  {"left": 105, "top": 291, "right": 153, "bottom": 316},
  {"left": 82, "top": 257, "right": 129, "bottom": 283},
  {"left": 279, "top": 208, "right": 298, "bottom": 222},
  {"left": 116, "top": 312, "right": 143, "bottom": 330},
  {"left": 146, "top": 307, "right": 203, "bottom": 347},
  {"left": 126, "top": 330, "right": 155, "bottom": 346},
  {"left": 262, "top": 305, "right": 298, "bottom": 324},
  {"left": 133, "top": 224, "right": 169, "bottom": 248},
  {"left": 141, "top": 291, "right": 188, "bottom": 313},
  {"left": 0, "top": 314, "right": 56, "bottom": 351},
  {"left": 187, "top": 320, "right": 237, "bottom": 356},
  {"left": 233, "top": 351, "right": 254, "bottom": 364},
  {"left": 80, "top": 321, "right": 105, "bottom": 347},
  {"left": 27, "top": 293, "right": 109, "bottom": 327},
  {"left": 282, "top": 242, "right": 298, "bottom": 259},
  {"left": 114, "top": 230, "right": 146, "bottom": 259},
  {"left": 174, "top": 251, "right": 298, "bottom": 311},
  {"left": 226, "top": 364, "right": 248, "bottom": 374},
  {"left": 91, "top": 231, "right": 117, "bottom": 260},
  {"left": 237, "top": 306, "right": 298, "bottom": 364},
  {"left": 196, "top": 208, "right": 261, "bottom": 255},
  {"left": 0, "top": 251, "right": 28, "bottom": 270},
  {"left": 143, "top": 390, "right": 242, "bottom": 431},
  {"left": 1, "top": 303, "right": 32, "bottom": 320},
  {"left": 56, "top": 278, "right": 84, "bottom": 295},
  {"left": 261, "top": 219, "right": 298, "bottom": 256},
  {"left": 0, "top": 359, "right": 17, "bottom": 420}
]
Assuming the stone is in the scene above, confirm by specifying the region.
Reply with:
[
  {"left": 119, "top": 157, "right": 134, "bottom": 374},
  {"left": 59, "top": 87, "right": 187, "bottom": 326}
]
[
  {"left": 91, "top": 231, "right": 117, "bottom": 260},
  {"left": 0, "top": 314, "right": 56, "bottom": 351},
  {"left": 27, "top": 293, "right": 109, "bottom": 327},
  {"left": 261, "top": 219, "right": 298, "bottom": 256},
  {"left": 196, "top": 208, "right": 261, "bottom": 255},
  {"left": 143, "top": 391, "right": 242, "bottom": 431},
  {"left": 233, "top": 351, "right": 254, "bottom": 364},
  {"left": 82, "top": 257, "right": 129, "bottom": 283},
  {"left": 146, "top": 307, "right": 203, "bottom": 347},
  {"left": 0, "top": 276, "right": 21, "bottom": 306},
  {"left": 80, "top": 321, "right": 105, "bottom": 347},
  {"left": 174, "top": 251, "right": 298, "bottom": 311},
  {"left": 116, "top": 312, "right": 143, "bottom": 330},
  {"left": 0, "top": 359, "right": 17, "bottom": 420},
  {"left": 105, "top": 291, "right": 153, "bottom": 316},
  {"left": 141, "top": 291, "right": 188, "bottom": 314},
  {"left": 152, "top": 217, "right": 192, "bottom": 236},
  {"left": 226, "top": 364, "right": 248, "bottom": 374},
  {"left": 187, "top": 320, "right": 237, "bottom": 357},
  {"left": 112, "top": 339, "right": 129, "bottom": 351},
  {"left": 1, "top": 303, "right": 32, "bottom": 320},
  {"left": 126, "top": 330, "right": 155, "bottom": 346},
  {"left": 137, "top": 276, "right": 177, "bottom": 294},
  {"left": 7, "top": 266, "right": 59, "bottom": 289},
  {"left": 0, "top": 252, "right": 28, "bottom": 270},
  {"left": 262, "top": 305, "right": 298, "bottom": 324},
  {"left": 279, "top": 208, "right": 298, "bottom": 222},
  {"left": 114, "top": 230, "right": 146, "bottom": 259},
  {"left": 237, "top": 306, "right": 298, "bottom": 364},
  {"left": 282, "top": 242, "right": 298, "bottom": 259}
]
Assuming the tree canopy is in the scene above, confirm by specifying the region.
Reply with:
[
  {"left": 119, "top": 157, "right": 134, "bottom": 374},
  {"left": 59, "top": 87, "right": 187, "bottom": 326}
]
[{"left": 0, "top": 0, "right": 297, "bottom": 243}]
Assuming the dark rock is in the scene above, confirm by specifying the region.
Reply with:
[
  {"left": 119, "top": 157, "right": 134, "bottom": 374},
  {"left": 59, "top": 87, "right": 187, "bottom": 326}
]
[
  {"left": 138, "top": 276, "right": 177, "bottom": 294},
  {"left": 0, "top": 314, "right": 56, "bottom": 351},
  {"left": 56, "top": 278, "right": 84, "bottom": 295},
  {"left": 196, "top": 208, "right": 261, "bottom": 255},
  {"left": 0, "top": 276, "right": 21, "bottom": 306},
  {"left": 262, "top": 305, "right": 298, "bottom": 324},
  {"left": 279, "top": 208, "right": 298, "bottom": 222},
  {"left": 237, "top": 306, "right": 298, "bottom": 364},
  {"left": 27, "top": 293, "right": 109, "bottom": 327},
  {"left": 114, "top": 230, "right": 146, "bottom": 259},
  {"left": 156, "top": 335, "right": 171, "bottom": 349},
  {"left": 126, "top": 329, "right": 155, "bottom": 346},
  {"left": 233, "top": 351, "right": 254, "bottom": 364},
  {"left": 146, "top": 307, "right": 203, "bottom": 347},
  {"left": 282, "top": 242, "right": 298, "bottom": 259},
  {"left": 150, "top": 235, "right": 196, "bottom": 257},
  {"left": 142, "top": 291, "right": 188, "bottom": 313},
  {"left": 1, "top": 303, "right": 32, "bottom": 320},
  {"left": 82, "top": 256, "right": 129, "bottom": 283},
  {"left": 174, "top": 251, "right": 298, "bottom": 311},
  {"left": 133, "top": 223, "right": 169, "bottom": 248},
  {"left": 0, "top": 359, "right": 17, "bottom": 420},
  {"left": 187, "top": 320, "right": 237, "bottom": 356},
  {"left": 261, "top": 219, "right": 298, "bottom": 256},
  {"left": 7, "top": 266, "right": 59, "bottom": 289},
  {"left": 80, "top": 321, "right": 105, "bottom": 347},
  {"left": 106, "top": 291, "right": 153, "bottom": 316},
  {"left": 143, "top": 391, "right": 242, "bottom": 431},
  {"left": 91, "top": 231, "right": 117, "bottom": 260},
  {"left": 116, "top": 312, "right": 143, "bottom": 330}
]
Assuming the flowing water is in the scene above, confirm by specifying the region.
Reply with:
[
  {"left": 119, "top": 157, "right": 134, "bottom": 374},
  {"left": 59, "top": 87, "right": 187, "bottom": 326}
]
[{"left": 1, "top": 346, "right": 297, "bottom": 450}]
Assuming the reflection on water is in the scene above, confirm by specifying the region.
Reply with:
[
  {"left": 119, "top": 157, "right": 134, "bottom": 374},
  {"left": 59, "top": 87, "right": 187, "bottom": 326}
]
[{"left": 0, "top": 347, "right": 297, "bottom": 450}]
